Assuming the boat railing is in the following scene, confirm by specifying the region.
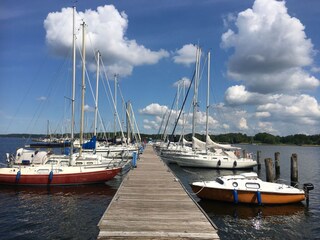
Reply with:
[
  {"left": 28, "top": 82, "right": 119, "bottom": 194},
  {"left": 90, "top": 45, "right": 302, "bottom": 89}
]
[{"left": 274, "top": 178, "right": 299, "bottom": 187}]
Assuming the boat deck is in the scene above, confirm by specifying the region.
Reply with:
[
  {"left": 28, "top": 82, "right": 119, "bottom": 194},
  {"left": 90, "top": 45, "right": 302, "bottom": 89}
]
[{"left": 97, "top": 145, "right": 219, "bottom": 239}]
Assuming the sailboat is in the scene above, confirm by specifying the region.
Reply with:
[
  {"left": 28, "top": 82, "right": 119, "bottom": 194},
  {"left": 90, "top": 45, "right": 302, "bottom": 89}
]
[
  {"left": 0, "top": 8, "right": 122, "bottom": 186},
  {"left": 160, "top": 49, "right": 257, "bottom": 169},
  {"left": 77, "top": 53, "right": 141, "bottom": 161}
]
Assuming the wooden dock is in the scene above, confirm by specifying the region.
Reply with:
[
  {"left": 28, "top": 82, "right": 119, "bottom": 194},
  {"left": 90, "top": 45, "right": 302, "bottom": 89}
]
[{"left": 97, "top": 145, "right": 219, "bottom": 239}]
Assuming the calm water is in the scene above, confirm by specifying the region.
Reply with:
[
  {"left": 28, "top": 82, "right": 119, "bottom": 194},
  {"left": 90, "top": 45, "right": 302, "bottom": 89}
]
[
  {"left": 0, "top": 138, "right": 319, "bottom": 239},
  {"left": 167, "top": 144, "right": 320, "bottom": 240}
]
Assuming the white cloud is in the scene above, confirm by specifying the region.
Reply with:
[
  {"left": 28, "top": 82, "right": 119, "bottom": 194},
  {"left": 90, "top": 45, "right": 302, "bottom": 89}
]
[
  {"left": 37, "top": 96, "right": 47, "bottom": 101},
  {"left": 139, "top": 103, "right": 168, "bottom": 116},
  {"left": 173, "top": 77, "right": 191, "bottom": 88},
  {"left": 173, "top": 44, "right": 197, "bottom": 66},
  {"left": 311, "top": 66, "right": 320, "bottom": 73},
  {"left": 257, "top": 94, "right": 320, "bottom": 123},
  {"left": 221, "top": 0, "right": 319, "bottom": 94},
  {"left": 224, "top": 85, "right": 271, "bottom": 105},
  {"left": 143, "top": 125, "right": 152, "bottom": 130},
  {"left": 44, "top": 5, "right": 169, "bottom": 77},
  {"left": 255, "top": 112, "right": 271, "bottom": 118},
  {"left": 219, "top": 0, "right": 320, "bottom": 136},
  {"left": 225, "top": 85, "right": 250, "bottom": 105},
  {"left": 143, "top": 119, "right": 159, "bottom": 131},
  {"left": 84, "top": 104, "right": 94, "bottom": 112},
  {"left": 238, "top": 117, "right": 248, "bottom": 130},
  {"left": 257, "top": 121, "right": 278, "bottom": 135},
  {"left": 222, "top": 13, "right": 237, "bottom": 29}
]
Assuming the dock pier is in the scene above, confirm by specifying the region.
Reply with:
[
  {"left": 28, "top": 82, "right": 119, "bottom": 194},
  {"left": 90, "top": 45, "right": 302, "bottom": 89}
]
[{"left": 97, "top": 145, "right": 219, "bottom": 239}]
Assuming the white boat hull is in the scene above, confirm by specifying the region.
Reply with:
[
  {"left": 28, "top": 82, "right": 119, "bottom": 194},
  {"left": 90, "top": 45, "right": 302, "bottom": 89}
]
[{"left": 162, "top": 151, "right": 257, "bottom": 169}]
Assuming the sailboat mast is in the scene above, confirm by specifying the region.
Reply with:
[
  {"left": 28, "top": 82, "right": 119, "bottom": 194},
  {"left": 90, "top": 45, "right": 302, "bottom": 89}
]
[
  {"left": 79, "top": 22, "right": 86, "bottom": 157},
  {"left": 94, "top": 51, "right": 100, "bottom": 137},
  {"left": 70, "top": 6, "right": 76, "bottom": 160},
  {"left": 114, "top": 74, "right": 117, "bottom": 139},
  {"left": 205, "top": 51, "right": 211, "bottom": 151},
  {"left": 192, "top": 47, "right": 201, "bottom": 142}
]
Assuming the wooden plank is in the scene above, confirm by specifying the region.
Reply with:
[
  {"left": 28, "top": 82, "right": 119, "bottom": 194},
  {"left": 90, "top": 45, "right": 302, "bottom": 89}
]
[
  {"left": 99, "top": 231, "right": 219, "bottom": 239},
  {"left": 97, "top": 145, "right": 219, "bottom": 239}
]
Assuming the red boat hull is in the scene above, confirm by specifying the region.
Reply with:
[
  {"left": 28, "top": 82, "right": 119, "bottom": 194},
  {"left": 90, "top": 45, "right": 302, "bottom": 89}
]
[{"left": 0, "top": 168, "right": 121, "bottom": 186}]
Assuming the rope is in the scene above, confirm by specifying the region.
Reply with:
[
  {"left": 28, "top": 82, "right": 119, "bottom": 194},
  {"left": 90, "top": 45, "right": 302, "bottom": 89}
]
[
  {"left": 192, "top": 183, "right": 206, "bottom": 195},
  {"left": 181, "top": 168, "right": 207, "bottom": 195}
]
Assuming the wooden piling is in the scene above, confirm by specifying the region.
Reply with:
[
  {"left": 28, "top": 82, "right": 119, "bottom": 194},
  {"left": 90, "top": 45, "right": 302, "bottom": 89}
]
[
  {"left": 274, "top": 152, "right": 280, "bottom": 178},
  {"left": 257, "top": 151, "right": 261, "bottom": 170},
  {"left": 265, "top": 158, "right": 274, "bottom": 182},
  {"left": 291, "top": 153, "right": 298, "bottom": 186}
]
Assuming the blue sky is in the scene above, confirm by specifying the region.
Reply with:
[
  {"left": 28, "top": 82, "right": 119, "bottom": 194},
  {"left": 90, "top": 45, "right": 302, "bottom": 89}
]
[{"left": 1, "top": 0, "right": 319, "bottom": 136}]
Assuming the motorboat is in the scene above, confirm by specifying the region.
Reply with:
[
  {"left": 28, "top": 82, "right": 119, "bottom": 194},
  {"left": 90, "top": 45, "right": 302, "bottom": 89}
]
[{"left": 190, "top": 172, "right": 313, "bottom": 205}]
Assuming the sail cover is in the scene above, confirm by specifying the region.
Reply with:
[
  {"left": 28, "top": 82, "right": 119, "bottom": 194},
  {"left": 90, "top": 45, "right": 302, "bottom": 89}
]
[
  {"left": 82, "top": 136, "right": 96, "bottom": 149},
  {"left": 192, "top": 137, "right": 206, "bottom": 150},
  {"left": 206, "top": 135, "right": 240, "bottom": 150}
]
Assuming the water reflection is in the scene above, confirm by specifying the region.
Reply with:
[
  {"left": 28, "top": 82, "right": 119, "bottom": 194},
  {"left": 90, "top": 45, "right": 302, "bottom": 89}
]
[
  {"left": 199, "top": 199, "right": 305, "bottom": 219},
  {"left": 0, "top": 183, "right": 118, "bottom": 196},
  {"left": 0, "top": 182, "right": 120, "bottom": 240}
]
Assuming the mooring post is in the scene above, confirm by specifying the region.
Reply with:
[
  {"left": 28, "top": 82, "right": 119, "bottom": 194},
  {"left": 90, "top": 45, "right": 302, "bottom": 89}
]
[
  {"left": 291, "top": 153, "right": 298, "bottom": 186},
  {"left": 257, "top": 151, "right": 261, "bottom": 171},
  {"left": 275, "top": 152, "right": 280, "bottom": 178},
  {"left": 265, "top": 158, "right": 274, "bottom": 182}
]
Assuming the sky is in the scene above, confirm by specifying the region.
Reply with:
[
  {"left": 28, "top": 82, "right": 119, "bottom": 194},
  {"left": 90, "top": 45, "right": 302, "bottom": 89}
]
[{"left": 0, "top": 0, "right": 319, "bottom": 137}]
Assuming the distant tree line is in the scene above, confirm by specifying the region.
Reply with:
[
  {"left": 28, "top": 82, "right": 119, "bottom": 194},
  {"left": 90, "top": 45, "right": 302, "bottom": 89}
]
[
  {"left": 1, "top": 132, "right": 320, "bottom": 146},
  {"left": 143, "top": 132, "right": 320, "bottom": 146}
]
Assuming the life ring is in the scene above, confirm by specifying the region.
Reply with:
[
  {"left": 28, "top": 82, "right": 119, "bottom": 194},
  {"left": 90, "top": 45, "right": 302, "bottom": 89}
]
[{"left": 233, "top": 161, "right": 237, "bottom": 167}]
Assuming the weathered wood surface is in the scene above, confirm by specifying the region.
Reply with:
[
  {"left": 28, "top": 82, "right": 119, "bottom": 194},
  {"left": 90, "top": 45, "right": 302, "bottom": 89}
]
[{"left": 97, "top": 145, "right": 219, "bottom": 239}]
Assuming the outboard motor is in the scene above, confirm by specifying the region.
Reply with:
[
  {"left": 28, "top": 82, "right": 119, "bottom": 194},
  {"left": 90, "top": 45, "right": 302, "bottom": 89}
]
[{"left": 303, "top": 183, "right": 314, "bottom": 207}]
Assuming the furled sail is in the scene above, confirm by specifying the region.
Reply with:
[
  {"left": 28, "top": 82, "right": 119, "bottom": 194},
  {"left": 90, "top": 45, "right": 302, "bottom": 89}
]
[{"left": 206, "top": 135, "right": 240, "bottom": 150}]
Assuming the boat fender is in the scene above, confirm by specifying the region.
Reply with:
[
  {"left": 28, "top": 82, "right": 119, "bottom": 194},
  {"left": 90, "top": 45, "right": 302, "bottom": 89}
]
[
  {"left": 233, "top": 189, "right": 238, "bottom": 204},
  {"left": 49, "top": 170, "right": 53, "bottom": 182},
  {"left": 233, "top": 161, "right": 237, "bottom": 167},
  {"left": 217, "top": 160, "right": 221, "bottom": 166},
  {"left": 132, "top": 152, "right": 137, "bottom": 168},
  {"left": 15, "top": 170, "right": 21, "bottom": 183},
  {"left": 256, "top": 190, "right": 262, "bottom": 205}
]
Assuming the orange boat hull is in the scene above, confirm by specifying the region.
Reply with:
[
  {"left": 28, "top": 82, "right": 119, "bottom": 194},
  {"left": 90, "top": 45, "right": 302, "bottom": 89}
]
[{"left": 191, "top": 185, "right": 305, "bottom": 204}]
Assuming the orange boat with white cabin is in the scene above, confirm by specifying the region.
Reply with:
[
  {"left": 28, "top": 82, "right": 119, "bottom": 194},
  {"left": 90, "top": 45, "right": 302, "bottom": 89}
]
[{"left": 190, "top": 172, "right": 313, "bottom": 205}]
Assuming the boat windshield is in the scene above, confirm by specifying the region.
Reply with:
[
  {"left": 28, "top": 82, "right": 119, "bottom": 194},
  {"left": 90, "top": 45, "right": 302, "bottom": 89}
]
[{"left": 216, "top": 178, "right": 224, "bottom": 185}]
